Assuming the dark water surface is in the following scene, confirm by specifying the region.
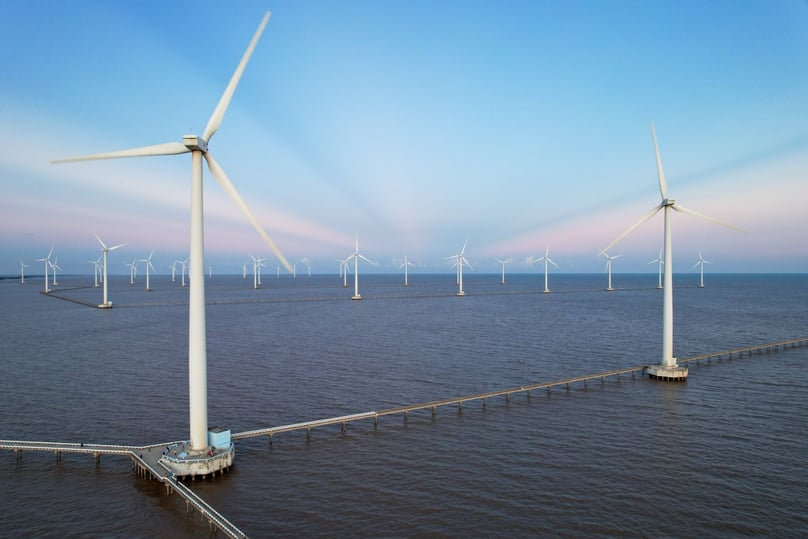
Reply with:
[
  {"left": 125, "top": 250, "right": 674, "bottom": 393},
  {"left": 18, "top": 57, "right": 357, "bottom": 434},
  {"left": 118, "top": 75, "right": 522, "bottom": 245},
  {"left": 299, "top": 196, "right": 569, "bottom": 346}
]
[{"left": 1, "top": 273, "right": 806, "bottom": 537}]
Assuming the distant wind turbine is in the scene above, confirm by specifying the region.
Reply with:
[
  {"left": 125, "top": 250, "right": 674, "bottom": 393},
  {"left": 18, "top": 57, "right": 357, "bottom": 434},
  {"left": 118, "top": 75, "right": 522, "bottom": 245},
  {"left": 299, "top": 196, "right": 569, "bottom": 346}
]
[
  {"left": 531, "top": 246, "right": 559, "bottom": 294},
  {"left": 49, "top": 256, "right": 62, "bottom": 287},
  {"left": 170, "top": 261, "right": 177, "bottom": 283},
  {"left": 445, "top": 240, "right": 473, "bottom": 296},
  {"left": 344, "top": 235, "right": 374, "bottom": 300},
  {"left": 53, "top": 12, "right": 291, "bottom": 473},
  {"left": 496, "top": 257, "right": 512, "bottom": 285},
  {"left": 177, "top": 258, "right": 189, "bottom": 288},
  {"left": 94, "top": 234, "right": 126, "bottom": 308},
  {"left": 141, "top": 249, "right": 156, "bottom": 291},
  {"left": 600, "top": 251, "right": 622, "bottom": 291},
  {"left": 35, "top": 247, "right": 53, "bottom": 293},
  {"left": 692, "top": 250, "right": 711, "bottom": 288},
  {"left": 19, "top": 259, "right": 29, "bottom": 285},
  {"left": 89, "top": 258, "right": 101, "bottom": 288},
  {"left": 126, "top": 259, "right": 137, "bottom": 285},
  {"left": 400, "top": 254, "right": 415, "bottom": 286},
  {"left": 648, "top": 249, "right": 664, "bottom": 289},
  {"left": 600, "top": 122, "right": 741, "bottom": 381}
]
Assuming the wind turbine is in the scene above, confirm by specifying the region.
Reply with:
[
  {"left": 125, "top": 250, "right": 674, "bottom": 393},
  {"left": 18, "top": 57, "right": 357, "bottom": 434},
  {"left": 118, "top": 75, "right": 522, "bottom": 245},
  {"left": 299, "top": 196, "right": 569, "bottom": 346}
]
[
  {"left": 692, "top": 250, "right": 711, "bottom": 288},
  {"left": 177, "top": 258, "right": 189, "bottom": 287},
  {"left": 94, "top": 234, "right": 126, "bottom": 308},
  {"left": 337, "top": 258, "right": 348, "bottom": 287},
  {"left": 496, "top": 257, "right": 512, "bottom": 285},
  {"left": 52, "top": 11, "right": 291, "bottom": 474},
  {"left": 35, "top": 247, "right": 53, "bottom": 293},
  {"left": 89, "top": 258, "right": 101, "bottom": 287},
  {"left": 241, "top": 263, "right": 247, "bottom": 280},
  {"left": 248, "top": 254, "right": 264, "bottom": 289},
  {"left": 126, "top": 259, "right": 137, "bottom": 285},
  {"left": 19, "top": 259, "right": 29, "bottom": 284},
  {"left": 400, "top": 254, "right": 415, "bottom": 286},
  {"left": 648, "top": 249, "right": 664, "bottom": 289},
  {"left": 600, "top": 251, "right": 622, "bottom": 291},
  {"left": 141, "top": 249, "right": 156, "bottom": 291},
  {"left": 344, "top": 235, "right": 374, "bottom": 300},
  {"left": 49, "top": 256, "right": 62, "bottom": 287},
  {"left": 170, "top": 261, "right": 177, "bottom": 283},
  {"left": 600, "top": 122, "right": 740, "bottom": 381},
  {"left": 531, "top": 246, "right": 558, "bottom": 294},
  {"left": 445, "top": 240, "right": 473, "bottom": 296}
]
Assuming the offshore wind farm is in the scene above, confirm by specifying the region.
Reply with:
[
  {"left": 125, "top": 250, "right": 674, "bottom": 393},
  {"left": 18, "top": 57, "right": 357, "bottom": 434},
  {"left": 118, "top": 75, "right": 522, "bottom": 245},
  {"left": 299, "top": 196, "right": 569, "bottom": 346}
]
[{"left": 1, "top": 1, "right": 807, "bottom": 537}]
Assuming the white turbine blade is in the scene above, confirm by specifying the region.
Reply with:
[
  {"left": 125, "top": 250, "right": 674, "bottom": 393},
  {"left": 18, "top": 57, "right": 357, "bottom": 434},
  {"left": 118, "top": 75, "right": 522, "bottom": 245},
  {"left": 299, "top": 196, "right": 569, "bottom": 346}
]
[
  {"left": 601, "top": 204, "right": 662, "bottom": 254},
  {"left": 460, "top": 239, "right": 468, "bottom": 256},
  {"left": 358, "top": 253, "right": 376, "bottom": 265},
  {"left": 203, "top": 11, "right": 271, "bottom": 142},
  {"left": 204, "top": 152, "right": 292, "bottom": 273},
  {"left": 691, "top": 261, "right": 700, "bottom": 270},
  {"left": 52, "top": 142, "right": 189, "bottom": 164},
  {"left": 650, "top": 121, "right": 668, "bottom": 200},
  {"left": 109, "top": 243, "right": 127, "bottom": 251},
  {"left": 93, "top": 233, "right": 107, "bottom": 250},
  {"left": 672, "top": 203, "right": 745, "bottom": 231},
  {"left": 548, "top": 258, "right": 560, "bottom": 269}
]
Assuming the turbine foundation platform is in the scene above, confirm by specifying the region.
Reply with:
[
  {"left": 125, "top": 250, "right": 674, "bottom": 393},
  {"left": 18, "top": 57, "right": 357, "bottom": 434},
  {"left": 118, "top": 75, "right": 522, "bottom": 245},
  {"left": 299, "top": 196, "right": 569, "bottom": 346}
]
[
  {"left": 98, "top": 303, "right": 112, "bottom": 309},
  {"left": 160, "top": 441, "right": 234, "bottom": 479},
  {"left": 648, "top": 363, "right": 688, "bottom": 382},
  {"left": 352, "top": 294, "right": 362, "bottom": 300}
]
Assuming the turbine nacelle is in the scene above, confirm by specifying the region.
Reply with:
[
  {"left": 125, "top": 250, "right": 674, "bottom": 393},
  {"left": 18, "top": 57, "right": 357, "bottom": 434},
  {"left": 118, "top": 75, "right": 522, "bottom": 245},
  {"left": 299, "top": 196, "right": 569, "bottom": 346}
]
[{"left": 183, "top": 135, "right": 208, "bottom": 152}]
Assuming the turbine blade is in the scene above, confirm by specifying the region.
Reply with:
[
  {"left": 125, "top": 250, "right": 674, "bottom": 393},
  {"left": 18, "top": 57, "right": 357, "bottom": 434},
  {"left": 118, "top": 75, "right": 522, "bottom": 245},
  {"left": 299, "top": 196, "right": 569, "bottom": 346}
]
[
  {"left": 109, "top": 243, "right": 127, "bottom": 251},
  {"left": 203, "top": 11, "right": 271, "bottom": 142},
  {"left": 548, "top": 258, "right": 560, "bottom": 269},
  {"left": 52, "top": 142, "right": 190, "bottom": 164},
  {"left": 601, "top": 204, "right": 662, "bottom": 254},
  {"left": 672, "top": 203, "right": 745, "bottom": 231},
  {"left": 651, "top": 121, "right": 668, "bottom": 200},
  {"left": 204, "top": 152, "right": 292, "bottom": 272},
  {"left": 93, "top": 233, "right": 107, "bottom": 250}
]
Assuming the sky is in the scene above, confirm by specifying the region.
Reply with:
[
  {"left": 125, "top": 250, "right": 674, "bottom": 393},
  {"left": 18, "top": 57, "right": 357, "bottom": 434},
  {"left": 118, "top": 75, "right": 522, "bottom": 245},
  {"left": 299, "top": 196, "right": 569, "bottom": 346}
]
[{"left": 1, "top": 0, "right": 806, "bottom": 276}]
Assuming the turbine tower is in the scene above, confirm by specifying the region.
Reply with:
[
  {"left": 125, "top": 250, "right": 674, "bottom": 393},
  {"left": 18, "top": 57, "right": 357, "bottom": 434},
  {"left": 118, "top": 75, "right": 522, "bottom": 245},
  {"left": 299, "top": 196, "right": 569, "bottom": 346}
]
[
  {"left": 344, "top": 234, "right": 374, "bottom": 300},
  {"left": 601, "top": 251, "right": 622, "bottom": 291},
  {"left": 19, "top": 259, "right": 29, "bottom": 284},
  {"left": 35, "top": 247, "right": 53, "bottom": 293},
  {"left": 496, "top": 257, "right": 512, "bottom": 285},
  {"left": 445, "top": 240, "right": 472, "bottom": 296},
  {"left": 53, "top": 12, "right": 290, "bottom": 476},
  {"left": 692, "top": 250, "right": 711, "bottom": 288},
  {"left": 400, "top": 254, "right": 415, "bottom": 286},
  {"left": 141, "top": 249, "right": 156, "bottom": 292},
  {"left": 648, "top": 249, "right": 664, "bottom": 289},
  {"left": 532, "top": 246, "right": 558, "bottom": 293},
  {"left": 601, "top": 122, "right": 740, "bottom": 381},
  {"left": 94, "top": 234, "right": 126, "bottom": 308}
]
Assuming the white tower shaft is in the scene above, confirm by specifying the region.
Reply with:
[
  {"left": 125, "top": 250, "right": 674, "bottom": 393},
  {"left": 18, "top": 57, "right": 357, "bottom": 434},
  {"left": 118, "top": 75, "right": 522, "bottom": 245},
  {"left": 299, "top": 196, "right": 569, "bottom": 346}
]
[
  {"left": 188, "top": 150, "right": 208, "bottom": 450},
  {"left": 662, "top": 203, "right": 674, "bottom": 367}
]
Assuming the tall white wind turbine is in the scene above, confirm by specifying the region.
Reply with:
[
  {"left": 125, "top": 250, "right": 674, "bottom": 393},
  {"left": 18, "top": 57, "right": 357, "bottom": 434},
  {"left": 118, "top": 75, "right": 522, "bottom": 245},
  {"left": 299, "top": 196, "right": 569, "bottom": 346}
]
[
  {"left": 532, "top": 246, "right": 559, "bottom": 294},
  {"left": 94, "top": 234, "right": 126, "bottom": 308},
  {"left": 496, "top": 257, "right": 512, "bottom": 285},
  {"left": 692, "top": 250, "right": 711, "bottom": 288},
  {"left": 600, "top": 122, "right": 741, "bottom": 381},
  {"left": 601, "top": 251, "right": 622, "bottom": 291},
  {"left": 170, "top": 261, "right": 177, "bottom": 283},
  {"left": 344, "top": 234, "right": 374, "bottom": 300},
  {"left": 52, "top": 12, "right": 291, "bottom": 474},
  {"left": 445, "top": 240, "right": 473, "bottom": 296},
  {"left": 400, "top": 254, "right": 415, "bottom": 286},
  {"left": 19, "top": 259, "right": 29, "bottom": 284},
  {"left": 141, "top": 249, "right": 156, "bottom": 291},
  {"left": 648, "top": 249, "right": 664, "bottom": 289},
  {"left": 35, "top": 247, "right": 53, "bottom": 293}
]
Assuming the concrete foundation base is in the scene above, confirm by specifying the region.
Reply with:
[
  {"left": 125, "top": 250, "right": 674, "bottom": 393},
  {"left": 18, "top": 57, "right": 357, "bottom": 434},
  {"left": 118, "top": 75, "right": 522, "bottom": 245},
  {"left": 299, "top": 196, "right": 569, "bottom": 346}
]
[
  {"left": 648, "top": 363, "right": 688, "bottom": 382},
  {"left": 159, "top": 442, "right": 234, "bottom": 478}
]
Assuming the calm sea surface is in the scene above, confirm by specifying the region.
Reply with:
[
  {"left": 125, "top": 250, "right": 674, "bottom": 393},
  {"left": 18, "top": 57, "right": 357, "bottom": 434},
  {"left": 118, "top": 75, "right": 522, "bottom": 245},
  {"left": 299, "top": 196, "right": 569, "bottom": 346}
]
[{"left": 1, "top": 272, "right": 806, "bottom": 537}]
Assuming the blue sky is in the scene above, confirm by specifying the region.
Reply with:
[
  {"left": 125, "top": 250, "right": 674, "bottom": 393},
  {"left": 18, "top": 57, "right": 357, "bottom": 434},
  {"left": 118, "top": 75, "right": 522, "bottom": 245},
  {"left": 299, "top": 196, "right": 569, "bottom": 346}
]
[{"left": 1, "top": 0, "right": 806, "bottom": 276}]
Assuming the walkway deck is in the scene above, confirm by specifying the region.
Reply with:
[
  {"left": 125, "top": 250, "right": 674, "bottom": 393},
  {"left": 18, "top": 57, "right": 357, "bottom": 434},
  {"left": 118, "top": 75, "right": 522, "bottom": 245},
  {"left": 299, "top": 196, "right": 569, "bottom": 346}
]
[{"left": 2, "top": 336, "right": 806, "bottom": 537}]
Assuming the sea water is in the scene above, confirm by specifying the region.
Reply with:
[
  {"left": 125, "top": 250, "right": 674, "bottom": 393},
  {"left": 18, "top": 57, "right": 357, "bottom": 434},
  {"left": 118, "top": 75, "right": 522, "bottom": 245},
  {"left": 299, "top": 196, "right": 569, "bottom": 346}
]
[{"left": 1, "top": 273, "right": 806, "bottom": 537}]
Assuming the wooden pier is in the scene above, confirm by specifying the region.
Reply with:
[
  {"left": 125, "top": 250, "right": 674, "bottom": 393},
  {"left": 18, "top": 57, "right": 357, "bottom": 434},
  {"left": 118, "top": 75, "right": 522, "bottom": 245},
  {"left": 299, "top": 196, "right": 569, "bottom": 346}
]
[{"left": 2, "top": 336, "right": 805, "bottom": 537}]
